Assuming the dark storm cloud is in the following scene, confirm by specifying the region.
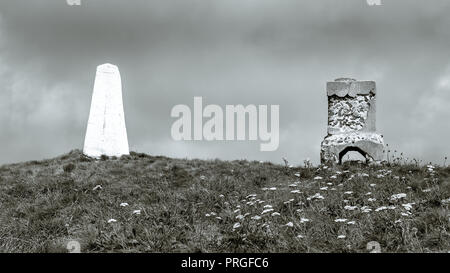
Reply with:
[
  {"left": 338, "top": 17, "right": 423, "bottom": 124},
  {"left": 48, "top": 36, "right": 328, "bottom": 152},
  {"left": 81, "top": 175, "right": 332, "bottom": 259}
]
[{"left": 0, "top": 0, "right": 449, "bottom": 164}]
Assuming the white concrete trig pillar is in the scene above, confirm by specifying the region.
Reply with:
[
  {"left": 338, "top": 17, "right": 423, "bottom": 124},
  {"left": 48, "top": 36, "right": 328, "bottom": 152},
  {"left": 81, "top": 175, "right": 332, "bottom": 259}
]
[{"left": 83, "top": 63, "right": 129, "bottom": 158}]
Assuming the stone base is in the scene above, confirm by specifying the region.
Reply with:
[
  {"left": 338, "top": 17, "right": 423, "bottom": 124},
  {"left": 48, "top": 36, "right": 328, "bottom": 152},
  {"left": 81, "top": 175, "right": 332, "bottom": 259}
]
[{"left": 320, "top": 132, "right": 384, "bottom": 165}]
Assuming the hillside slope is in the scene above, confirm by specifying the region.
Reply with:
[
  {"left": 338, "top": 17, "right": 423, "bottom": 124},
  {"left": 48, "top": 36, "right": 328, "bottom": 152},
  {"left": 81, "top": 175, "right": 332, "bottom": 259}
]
[{"left": 0, "top": 150, "right": 449, "bottom": 253}]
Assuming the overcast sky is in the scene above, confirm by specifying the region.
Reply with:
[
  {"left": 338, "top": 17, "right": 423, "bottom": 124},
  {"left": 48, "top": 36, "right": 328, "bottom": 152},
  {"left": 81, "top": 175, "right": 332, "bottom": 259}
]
[{"left": 0, "top": 0, "right": 449, "bottom": 165}]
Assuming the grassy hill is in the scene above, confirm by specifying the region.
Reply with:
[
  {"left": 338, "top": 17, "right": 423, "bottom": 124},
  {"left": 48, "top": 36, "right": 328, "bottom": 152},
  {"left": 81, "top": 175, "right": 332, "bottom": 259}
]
[{"left": 0, "top": 150, "right": 449, "bottom": 253}]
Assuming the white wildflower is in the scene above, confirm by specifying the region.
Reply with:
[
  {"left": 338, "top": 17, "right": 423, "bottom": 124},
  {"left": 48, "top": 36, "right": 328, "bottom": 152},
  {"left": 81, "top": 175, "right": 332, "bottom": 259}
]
[
  {"left": 307, "top": 193, "right": 325, "bottom": 201},
  {"left": 284, "top": 199, "right": 294, "bottom": 204},
  {"left": 262, "top": 208, "right": 274, "bottom": 214},
  {"left": 375, "top": 206, "right": 387, "bottom": 212},
  {"left": 390, "top": 193, "right": 407, "bottom": 201},
  {"left": 344, "top": 205, "right": 358, "bottom": 211},
  {"left": 402, "top": 203, "right": 415, "bottom": 211}
]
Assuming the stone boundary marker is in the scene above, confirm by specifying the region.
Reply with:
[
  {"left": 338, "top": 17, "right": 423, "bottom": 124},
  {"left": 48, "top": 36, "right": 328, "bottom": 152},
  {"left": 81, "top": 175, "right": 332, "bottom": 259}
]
[{"left": 320, "top": 78, "right": 384, "bottom": 164}]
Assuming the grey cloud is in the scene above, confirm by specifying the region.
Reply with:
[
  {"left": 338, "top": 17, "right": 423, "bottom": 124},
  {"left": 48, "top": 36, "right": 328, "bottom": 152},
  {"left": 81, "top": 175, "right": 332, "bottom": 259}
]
[{"left": 0, "top": 0, "right": 449, "bottom": 164}]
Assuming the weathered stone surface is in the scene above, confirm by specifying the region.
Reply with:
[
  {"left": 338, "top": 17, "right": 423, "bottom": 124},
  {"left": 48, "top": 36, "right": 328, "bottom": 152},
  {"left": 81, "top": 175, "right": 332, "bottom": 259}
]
[
  {"left": 321, "top": 78, "right": 384, "bottom": 164},
  {"left": 327, "top": 78, "right": 376, "bottom": 97},
  {"left": 83, "top": 63, "right": 129, "bottom": 158},
  {"left": 321, "top": 132, "right": 384, "bottom": 164},
  {"left": 328, "top": 94, "right": 374, "bottom": 134}
]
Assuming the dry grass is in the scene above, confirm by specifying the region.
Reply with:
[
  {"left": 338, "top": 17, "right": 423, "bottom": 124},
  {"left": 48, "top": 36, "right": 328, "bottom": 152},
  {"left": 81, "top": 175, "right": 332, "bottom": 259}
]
[{"left": 0, "top": 150, "right": 449, "bottom": 253}]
